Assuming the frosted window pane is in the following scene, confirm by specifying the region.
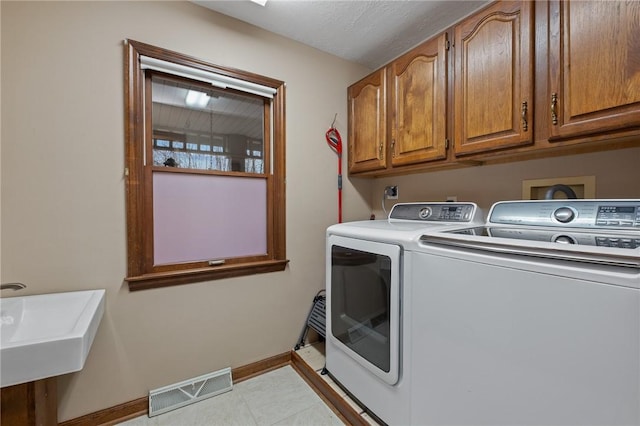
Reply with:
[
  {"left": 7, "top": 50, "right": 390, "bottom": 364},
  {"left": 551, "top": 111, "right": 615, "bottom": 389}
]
[{"left": 153, "top": 172, "right": 267, "bottom": 265}]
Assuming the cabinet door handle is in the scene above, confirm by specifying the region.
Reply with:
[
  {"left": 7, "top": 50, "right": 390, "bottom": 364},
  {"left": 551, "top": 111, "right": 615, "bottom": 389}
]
[
  {"left": 379, "top": 142, "right": 384, "bottom": 160},
  {"left": 551, "top": 93, "right": 558, "bottom": 125},
  {"left": 521, "top": 101, "right": 528, "bottom": 132},
  {"left": 391, "top": 139, "right": 396, "bottom": 157}
]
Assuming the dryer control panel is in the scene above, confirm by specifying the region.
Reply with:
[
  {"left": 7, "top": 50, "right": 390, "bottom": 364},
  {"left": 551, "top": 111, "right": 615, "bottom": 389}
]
[
  {"left": 489, "top": 200, "right": 640, "bottom": 230},
  {"left": 390, "top": 203, "right": 479, "bottom": 223}
]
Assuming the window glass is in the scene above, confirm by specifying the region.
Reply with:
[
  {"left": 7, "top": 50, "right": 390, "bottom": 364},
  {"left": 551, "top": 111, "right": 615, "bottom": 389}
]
[{"left": 151, "top": 76, "right": 264, "bottom": 173}]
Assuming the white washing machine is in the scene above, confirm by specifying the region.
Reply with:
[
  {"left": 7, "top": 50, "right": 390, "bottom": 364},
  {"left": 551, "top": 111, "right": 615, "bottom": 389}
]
[
  {"left": 408, "top": 199, "right": 640, "bottom": 425},
  {"left": 325, "top": 202, "right": 483, "bottom": 425}
]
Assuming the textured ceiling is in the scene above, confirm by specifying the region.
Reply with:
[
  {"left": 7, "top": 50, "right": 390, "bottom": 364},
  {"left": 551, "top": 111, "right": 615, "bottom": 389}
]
[{"left": 192, "top": 0, "right": 491, "bottom": 69}]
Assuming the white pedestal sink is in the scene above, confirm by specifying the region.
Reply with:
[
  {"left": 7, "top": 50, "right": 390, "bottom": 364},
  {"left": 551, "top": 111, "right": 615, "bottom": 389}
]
[{"left": 0, "top": 289, "right": 105, "bottom": 388}]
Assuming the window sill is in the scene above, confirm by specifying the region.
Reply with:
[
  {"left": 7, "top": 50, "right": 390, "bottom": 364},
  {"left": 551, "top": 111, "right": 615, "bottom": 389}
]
[{"left": 126, "top": 259, "right": 289, "bottom": 291}]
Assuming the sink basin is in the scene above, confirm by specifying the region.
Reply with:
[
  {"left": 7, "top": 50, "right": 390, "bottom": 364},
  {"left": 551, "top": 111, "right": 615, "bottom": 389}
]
[{"left": 0, "top": 289, "right": 105, "bottom": 387}]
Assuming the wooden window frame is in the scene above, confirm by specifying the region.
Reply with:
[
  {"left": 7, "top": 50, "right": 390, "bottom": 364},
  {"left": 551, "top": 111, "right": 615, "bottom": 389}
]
[{"left": 124, "top": 39, "right": 287, "bottom": 291}]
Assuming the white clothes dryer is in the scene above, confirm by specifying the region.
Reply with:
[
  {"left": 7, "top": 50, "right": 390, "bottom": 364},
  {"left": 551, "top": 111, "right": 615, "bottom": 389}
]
[{"left": 325, "top": 202, "right": 483, "bottom": 425}]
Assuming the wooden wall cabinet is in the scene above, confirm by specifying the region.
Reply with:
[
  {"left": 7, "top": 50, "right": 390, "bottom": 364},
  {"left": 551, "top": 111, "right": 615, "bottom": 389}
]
[
  {"left": 347, "top": 33, "right": 448, "bottom": 175},
  {"left": 346, "top": 0, "right": 640, "bottom": 177},
  {"left": 547, "top": 0, "right": 640, "bottom": 140},
  {"left": 453, "top": 0, "right": 534, "bottom": 156},
  {"left": 389, "top": 33, "right": 448, "bottom": 167},
  {"left": 347, "top": 68, "right": 387, "bottom": 174}
]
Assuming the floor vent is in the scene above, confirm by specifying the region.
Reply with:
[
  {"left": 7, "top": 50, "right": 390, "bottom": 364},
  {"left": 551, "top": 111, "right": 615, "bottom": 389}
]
[{"left": 148, "top": 367, "right": 233, "bottom": 417}]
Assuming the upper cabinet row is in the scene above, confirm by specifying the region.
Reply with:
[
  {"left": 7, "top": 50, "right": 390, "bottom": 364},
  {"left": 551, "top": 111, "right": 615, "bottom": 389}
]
[{"left": 347, "top": 0, "right": 640, "bottom": 176}]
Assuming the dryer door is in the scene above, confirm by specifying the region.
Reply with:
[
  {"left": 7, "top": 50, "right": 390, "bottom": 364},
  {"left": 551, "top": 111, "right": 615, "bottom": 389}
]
[{"left": 327, "top": 235, "right": 401, "bottom": 385}]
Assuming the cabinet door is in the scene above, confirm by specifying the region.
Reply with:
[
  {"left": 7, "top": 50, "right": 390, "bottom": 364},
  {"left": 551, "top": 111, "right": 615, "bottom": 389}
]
[
  {"left": 454, "top": 1, "right": 534, "bottom": 156},
  {"left": 548, "top": 1, "right": 640, "bottom": 140},
  {"left": 390, "top": 33, "right": 448, "bottom": 166},
  {"left": 348, "top": 69, "right": 387, "bottom": 173}
]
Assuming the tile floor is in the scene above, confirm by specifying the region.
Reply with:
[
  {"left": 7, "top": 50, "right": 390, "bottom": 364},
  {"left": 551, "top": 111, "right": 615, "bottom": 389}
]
[
  {"left": 117, "top": 342, "right": 380, "bottom": 426},
  {"left": 117, "top": 363, "right": 344, "bottom": 426}
]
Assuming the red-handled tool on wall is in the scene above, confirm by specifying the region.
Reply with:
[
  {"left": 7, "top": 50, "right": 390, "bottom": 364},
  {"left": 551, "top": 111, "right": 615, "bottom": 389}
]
[{"left": 326, "top": 115, "right": 343, "bottom": 223}]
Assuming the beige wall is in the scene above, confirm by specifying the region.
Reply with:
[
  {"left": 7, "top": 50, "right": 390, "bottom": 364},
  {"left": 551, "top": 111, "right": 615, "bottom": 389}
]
[
  {"left": 0, "top": 1, "right": 371, "bottom": 421},
  {"left": 370, "top": 147, "right": 640, "bottom": 218}
]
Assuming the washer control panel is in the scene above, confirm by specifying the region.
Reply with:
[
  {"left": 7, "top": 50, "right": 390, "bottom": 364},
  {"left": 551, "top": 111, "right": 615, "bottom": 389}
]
[
  {"left": 449, "top": 225, "right": 640, "bottom": 249},
  {"left": 596, "top": 205, "right": 640, "bottom": 227},
  {"left": 487, "top": 227, "right": 640, "bottom": 249},
  {"left": 489, "top": 200, "right": 640, "bottom": 230},
  {"left": 390, "top": 202, "right": 479, "bottom": 223}
]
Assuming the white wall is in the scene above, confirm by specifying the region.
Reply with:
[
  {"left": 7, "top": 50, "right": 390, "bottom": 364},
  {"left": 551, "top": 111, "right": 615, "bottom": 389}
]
[{"left": 0, "top": 1, "right": 371, "bottom": 421}]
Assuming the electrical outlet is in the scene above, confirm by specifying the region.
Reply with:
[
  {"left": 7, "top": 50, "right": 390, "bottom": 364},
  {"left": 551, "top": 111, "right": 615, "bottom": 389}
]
[{"left": 385, "top": 185, "right": 398, "bottom": 200}]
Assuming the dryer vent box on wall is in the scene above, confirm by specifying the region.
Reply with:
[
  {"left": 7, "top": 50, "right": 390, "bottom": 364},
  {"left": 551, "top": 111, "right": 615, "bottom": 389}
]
[
  {"left": 148, "top": 367, "right": 233, "bottom": 417},
  {"left": 522, "top": 176, "right": 596, "bottom": 200}
]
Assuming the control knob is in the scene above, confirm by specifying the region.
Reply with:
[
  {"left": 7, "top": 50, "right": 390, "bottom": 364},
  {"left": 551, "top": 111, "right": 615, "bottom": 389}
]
[
  {"left": 554, "top": 235, "right": 576, "bottom": 244},
  {"left": 553, "top": 207, "right": 575, "bottom": 223},
  {"left": 419, "top": 207, "right": 432, "bottom": 220}
]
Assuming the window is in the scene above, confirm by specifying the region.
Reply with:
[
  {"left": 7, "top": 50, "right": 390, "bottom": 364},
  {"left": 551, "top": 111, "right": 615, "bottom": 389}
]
[{"left": 124, "top": 40, "right": 287, "bottom": 290}]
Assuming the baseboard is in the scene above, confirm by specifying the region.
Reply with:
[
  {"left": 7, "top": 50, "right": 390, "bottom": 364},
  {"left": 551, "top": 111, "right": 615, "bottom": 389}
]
[
  {"left": 232, "top": 351, "right": 291, "bottom": 384},
  {"left": 58, "top": 396, "right": 148, "bottom": 426},
  {"left": 59, "top": 352, "right": 291, "bottom": 426}
]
